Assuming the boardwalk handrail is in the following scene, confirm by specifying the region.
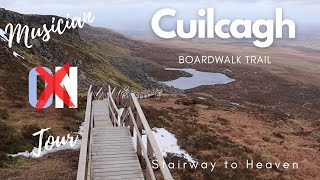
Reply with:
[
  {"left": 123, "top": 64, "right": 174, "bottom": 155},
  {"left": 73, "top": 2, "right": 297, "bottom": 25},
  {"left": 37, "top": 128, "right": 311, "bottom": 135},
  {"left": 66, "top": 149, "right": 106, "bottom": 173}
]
[
  {"left": 77, "top": 86, "right": 172, "bottom": 180},
  {"left": 107, "top": 88, "right": 173, "bottom": 179},
  {"left": 135, "top": 89, "right": 162, "bottom": 99},
  {"left": 125, "top": 93, "right": 174, "bottom": 180},
  {"left": 77, "top": 85, "right": 93, "bottom": 180}
]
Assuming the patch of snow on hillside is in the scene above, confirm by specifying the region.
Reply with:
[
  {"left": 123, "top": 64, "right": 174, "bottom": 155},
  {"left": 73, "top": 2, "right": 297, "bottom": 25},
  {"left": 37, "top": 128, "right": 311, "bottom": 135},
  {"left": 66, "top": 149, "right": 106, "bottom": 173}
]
[
  {"left": 8, "top": 140, "right": 81, "bottom": 158},
  {"left": 231, "top": 102, "right": 240, "bottom": 106},
  {"left": 0, "top": 28, "right": 8, "bottom": 41},
  {"left": 197, "top": 97, "right": 206, "bottom": 100},
  {"left": 223, "top": 68, "right": 232, "bottom": 72},
  {"left": 150, "top": 128, "right": 196, "bottom": 162},
  {"left": 8, "top": 124, "right": 83, "bottom": 158},
  {"left": 78, "top": 122, "right": 84, "bottom": 136},
  {"left": 132, "top": 128, "right": 196, "bottom": 162},
  {"left": 13, "top": 51, "right": 25, "bottom": 59}
]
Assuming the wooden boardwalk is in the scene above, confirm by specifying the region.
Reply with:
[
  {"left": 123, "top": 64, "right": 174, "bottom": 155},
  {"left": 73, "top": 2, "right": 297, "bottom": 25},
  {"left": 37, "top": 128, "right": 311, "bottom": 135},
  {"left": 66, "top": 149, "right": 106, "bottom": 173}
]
[
  {"left": 91, "top": 127, "right": 144, "bottom": 179},
  {"left": 77, "top": 86, "right": 173, "bottom": 180},
  {"left": 92, "top": 100, "right": 112, "bottom": 127}
]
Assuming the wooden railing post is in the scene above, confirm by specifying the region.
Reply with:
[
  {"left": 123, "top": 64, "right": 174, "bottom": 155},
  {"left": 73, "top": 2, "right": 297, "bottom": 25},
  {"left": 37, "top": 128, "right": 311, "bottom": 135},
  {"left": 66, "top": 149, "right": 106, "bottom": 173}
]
[
  {"left": 77, "top": 85, "right": 93, "bottom": 180},
  {"left": 146, "top": 137, "right": 154, "bottom": 180},
  {"left": 129, "top": 98, "right": 134, "bottom": 136},
  {"left": 130, "top": 93, "right": 173, "bottom": 180},
  {"left": 124, "top": 108, "right": 129, "bottom": 127},
  {"left": 136, "top": 112, "right": 142, "bottom": 157}
]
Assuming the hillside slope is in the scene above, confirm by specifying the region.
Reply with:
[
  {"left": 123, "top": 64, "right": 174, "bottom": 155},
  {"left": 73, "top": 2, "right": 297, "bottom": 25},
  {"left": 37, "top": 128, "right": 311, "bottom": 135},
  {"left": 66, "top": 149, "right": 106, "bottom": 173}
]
[
  {"left": 0, "top": 7, "right": 177, "bottom": 162},
  {"left": 0, "top": 8, "right": 163, "bottom": 179}
]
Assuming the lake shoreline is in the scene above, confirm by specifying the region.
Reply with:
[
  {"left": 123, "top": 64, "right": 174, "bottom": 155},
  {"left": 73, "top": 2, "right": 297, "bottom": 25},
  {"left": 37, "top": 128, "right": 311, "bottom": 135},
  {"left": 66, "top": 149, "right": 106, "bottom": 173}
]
[{"left": 160, "top": 68, "right": 235, "bottom": 90}]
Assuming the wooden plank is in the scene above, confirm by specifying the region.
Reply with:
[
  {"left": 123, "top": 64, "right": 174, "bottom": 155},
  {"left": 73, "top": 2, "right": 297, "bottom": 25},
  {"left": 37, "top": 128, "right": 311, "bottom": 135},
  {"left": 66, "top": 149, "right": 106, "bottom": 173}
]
[
  {"left": 92, "top": 136, "right": 132, "bottom": 140},
  {"left": 94, "top": 175, "right": 144, "bottom": 180},
  {"left": 92, "top": 153, "right": 138, "bottom": 158},
  {"left": 93, "top": 131, "right": 130, "bottom": 135},
  {"left": 93, "top": 135, "right": 124, "bottom": 138},
  {"left": 92, "top": 135, "right": 131, "bottom": 139},
  {"left": 93, "top": 166, "right": 142, "bottom": 173},
  {"left": 95, "top": 126, "right": 124, "bottom": 129},
  {"left": 93, "top": 165, "right": 141, "bottom": 170},
  {"left": 92, "top": 150, "right": 137, "bottom": 154},
  {"left": 93, "top": 173, "right": 144, "bottom": 180},
  {"left": 93, "top": 133, "right": 130, "bottom": 137},
  {"left": 92, "top": 148, "right": 136, "bottom": 154},
  {"left": 92, "top": 142, "right": 134, "bottom": 147},
  {"left": 92, "top": 148, "right": 136, "bottom": 153},
  {"left": 92, "top": 149, "right": 138, "bottom": 156},
  {"left": 92, "top": 163, "right": 142, "bottom": 169},
  {"left": 92, "top": 152, "right": 137, "bottom": 157},
  {"left": 93, "top": 121, "right": 109, "bottom": 124},
  {"left": 93, "top": 133, "right": 129, "bottom": 136},
  {"left": 93, "top": 115, "right": 109, "bottom": 118},
  {"left": 92, "top": 139, "right": 133, "bottom": 143},
  {"left": 93, "top": 162, "right": 142, "bottom": 169},
  {"left": 93, "top": 128, "right": 129, "bottom": 131},
  {"left": 90, "top": 127, "right": 144, "bottom": 179},
  {"left": 93, "top": 122, "right": 110, "bottom": 125},
  {"left": 93, "top": 112, "right": 109, "bottom": 115},
  {"left": 92, "top": 155, "right": 138, "bottom": 161},
  {"left": 93, "top": 132, "right": 129, "bottom": 135},
  {"left": 93, "top": 139, "right": 133, "bottom": 145},
  {"left": 93, "top": 110, "right": 108, "bottom": 112},
  {"left": 92, "top": 144, "right": 135, "bottom": 149},
  {"left": 92, "top": 159, "right": 139, "bottom": 166},
  {"left": 93, "top": 170, "right": 144, "bottom": 177}
]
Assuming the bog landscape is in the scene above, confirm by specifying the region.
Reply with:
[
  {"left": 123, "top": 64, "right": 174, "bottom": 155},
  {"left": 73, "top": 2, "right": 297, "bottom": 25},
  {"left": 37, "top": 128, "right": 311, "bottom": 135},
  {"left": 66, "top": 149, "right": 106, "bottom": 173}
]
[{"left": 0, "top": 8, "right": 319, "bottom": 180}]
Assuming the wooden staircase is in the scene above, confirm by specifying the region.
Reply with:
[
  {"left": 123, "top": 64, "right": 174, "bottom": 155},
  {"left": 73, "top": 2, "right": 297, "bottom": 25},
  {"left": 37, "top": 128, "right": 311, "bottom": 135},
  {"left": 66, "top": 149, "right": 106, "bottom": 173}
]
[{"left": 77, "top": 86, "right": 173, "bottom": 180}]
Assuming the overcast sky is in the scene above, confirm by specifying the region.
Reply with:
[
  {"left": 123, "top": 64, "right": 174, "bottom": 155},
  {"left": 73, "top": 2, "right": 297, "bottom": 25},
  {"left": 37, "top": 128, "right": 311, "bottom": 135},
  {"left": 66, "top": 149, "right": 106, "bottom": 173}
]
[{"left": 1, "top": 0, "right": 319, "bottom": 32}]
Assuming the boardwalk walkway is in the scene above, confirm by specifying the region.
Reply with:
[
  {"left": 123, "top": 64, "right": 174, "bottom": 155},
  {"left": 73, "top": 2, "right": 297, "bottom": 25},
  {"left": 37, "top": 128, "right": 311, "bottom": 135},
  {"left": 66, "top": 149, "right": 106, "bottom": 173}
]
[
  {"left": 91, "top": 127, "right": 144, "bottom": 179},
  {"left": 92, "top": 100, "right": 112, "bottom": 127},
  {"left": 77, "top": 86, "right": 173, "bottom": 180}
]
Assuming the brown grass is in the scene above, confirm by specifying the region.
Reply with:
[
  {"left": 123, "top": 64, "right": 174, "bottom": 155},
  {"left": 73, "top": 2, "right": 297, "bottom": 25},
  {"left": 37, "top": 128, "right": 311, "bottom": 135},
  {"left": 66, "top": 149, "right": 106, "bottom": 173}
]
[
  {"left": 0, "top": 150, "right": 79, "bottom": 180},
  {"left": 141, "top": 95, "right": 320, "bottom": 180}
]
